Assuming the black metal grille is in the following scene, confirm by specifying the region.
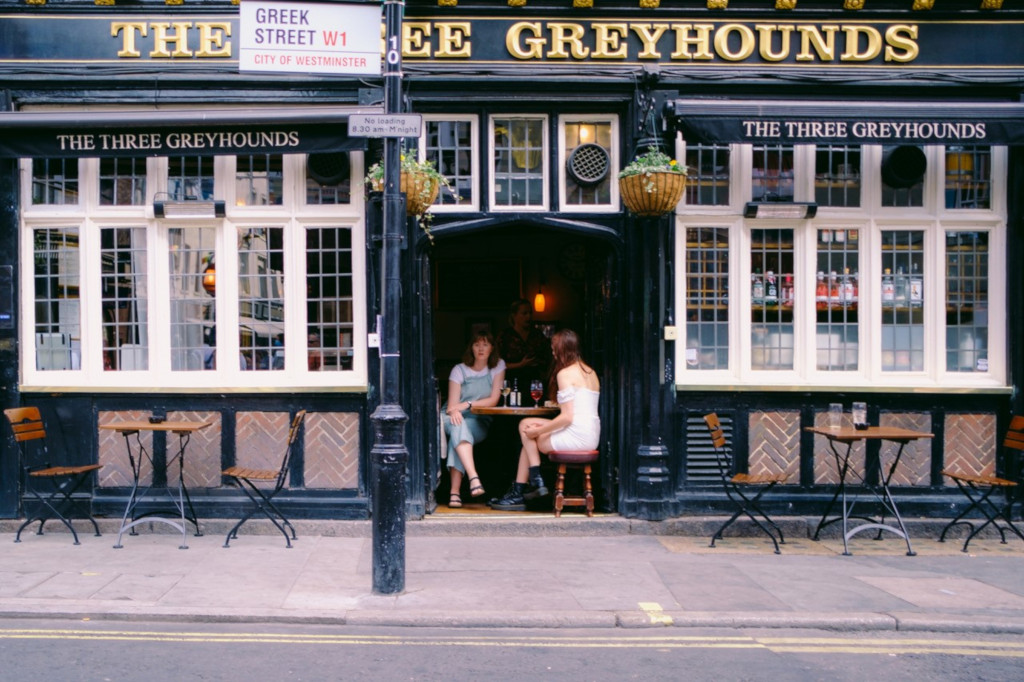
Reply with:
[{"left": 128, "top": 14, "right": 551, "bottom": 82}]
[{"left": 566, "top": 143, "right": 609, "bottom": 186}]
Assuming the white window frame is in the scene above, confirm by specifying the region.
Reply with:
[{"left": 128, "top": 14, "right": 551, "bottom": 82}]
[
  {"left": 19, "top": 149, "right": 369, "bottom": 393},
  {"left": 418, "top": 114, "right": 479, "bottom": 213},
  {"left": 557, "top": 114, "right": 619, "bottom": 214},
  {"left": 488, "top": 114, "right": 549, "bottom": 212},
  {"left": 674, "top": 141, "right": 1009, "bottom": 392}
]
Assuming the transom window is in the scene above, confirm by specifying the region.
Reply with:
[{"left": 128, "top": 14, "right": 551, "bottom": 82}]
[
  {"left": 560, "top": 116, "right": 616, "bottom": 212},
  {"left": 490, "top": 115, "right": 548, "bottom": 210},
  {"left": 421, "top": 116, "right": 477, "bottom": 210}
]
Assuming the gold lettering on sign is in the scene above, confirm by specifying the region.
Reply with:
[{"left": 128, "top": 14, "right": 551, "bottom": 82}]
[
  {"left": 755, "top": 24, "right": 795, "bottom": 62},
  {"left": 196, "top": 22, "right": 231, "bottom": 58},
  {"left": 796, "top": 24, "right": 839, "bottom": 62},
  {"left": 149, "top": 22, "right": 194, "bottom": 58},
  {"left": 112, "top": 22, "right": 147, "bottom": 58},
  {"left": 884, "top": 24, "right": 919, "bottom": 63},
  {"left": 437, "top": 22, "right": 471, "bottom": 58},
  {"left": 547, "top": 22, "right": 589, "bottom": 59},
  {"left": 631, "top": 24, "right": 670, "bottom": 59},
  {"left": 592, "top": 23, "right": 629, "bottom": 59},
  {"left": 507, "top": 22, "right": 545, "bottom": 60},
  {"left": 404, "top": 22, "right": 432, "bottom": 58},
  {"left": 670, "top": 24, "right": 715, "bottom": 60},
  {"left": 714, "top": 24, "right": 756, "bottom": 62},
  {"left": 840, "top": 25, "right": 882, "bottom": 61}
]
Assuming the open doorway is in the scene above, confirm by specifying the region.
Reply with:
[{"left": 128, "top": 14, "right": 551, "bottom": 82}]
[{"left": 422, "top": 223, "right": 617, "bottom": 515}]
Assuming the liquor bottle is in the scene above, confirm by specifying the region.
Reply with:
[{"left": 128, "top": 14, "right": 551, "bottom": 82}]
[
  {"left": 881, "top": 268, "right": 895, "bottom": 307},
  {"left": 841, "top": 267, "right": 856, "bottom": 306},
  {"left": 511, "top": 379, "right": 520, "bottom": 407},
  {"left": 815, "top": 271, "right": 828, "bottom": 311},
  {"left": 828, "top": 271, "right": 840, "bottom": 308},
  {"left": 894, "top": 266, "right": 908, "bottom": 306},
  {"left": 909, "top": 262, "right": 923, "bottom": 307},
  {"left": 781, "top": 275, "right": 794, "bottom": 307},
  {"left": 751, "top": 269, "right": 764, "bottom": 305},
  {"left": 765, "top": 270, "right": 778, "bottom": 304}
]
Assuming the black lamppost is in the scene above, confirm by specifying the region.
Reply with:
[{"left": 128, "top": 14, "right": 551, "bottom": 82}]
[{"left": 370, "top": 0, "right": 408, "bottom": 595}]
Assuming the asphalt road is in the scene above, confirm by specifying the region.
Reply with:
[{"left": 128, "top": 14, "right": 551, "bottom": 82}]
[{"left": 1, "top": 618, "right": 1022, "bottom": 681}]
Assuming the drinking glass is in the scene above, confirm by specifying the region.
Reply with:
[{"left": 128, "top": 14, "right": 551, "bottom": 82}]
[
  {"left": 530, "top": 380, "right": 543, "bottom": 408},
  {"left": 852, "top": 401, "right": 868, "bottom": 429},
  {"left": 501, "top": 380, "right": 511, "bottom": 407},
  {"left": 829, "top": 403, "right": 843, "bottom": 430}
]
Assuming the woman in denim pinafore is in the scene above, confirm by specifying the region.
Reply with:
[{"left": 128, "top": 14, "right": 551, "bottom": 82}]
[{"left": 441, "top": 331, "right": 506, "bottom": 507}]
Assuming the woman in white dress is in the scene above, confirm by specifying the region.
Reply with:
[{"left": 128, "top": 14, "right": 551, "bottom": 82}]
[{"left": 490, "top": 329, "right": 600, "bottom": 511}]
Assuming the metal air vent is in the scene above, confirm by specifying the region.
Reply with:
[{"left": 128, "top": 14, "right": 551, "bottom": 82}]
[
  {"left": 307, "top": 152, "right": 350, "bottom": 185},
  {"left": 566, "top": 143, "right": 610, "bottom": 187}
]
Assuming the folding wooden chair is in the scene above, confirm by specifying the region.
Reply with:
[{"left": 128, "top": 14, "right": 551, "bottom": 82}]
[
  {"left": 4, "top": 407, "right": 102, "bottom": 545},
  {"left": 704, "top": 413, "right": 787, "bottom": 553},
  {"left": 939, "top": 415, "right": 1024, "bottom": 552},
  {"left": 222, "top": 410, "right": 305, "bottom": 548}
]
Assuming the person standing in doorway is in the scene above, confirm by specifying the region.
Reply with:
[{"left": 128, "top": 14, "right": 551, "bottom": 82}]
[
  {"left": 442, "top": 331, "right": 506, "bottom": 507},
  {"left": 496, "top": 298, "right": 550, "bottom": 390},
  {"left": 491, "top": 329, "right": 600, "bottom": 511}
]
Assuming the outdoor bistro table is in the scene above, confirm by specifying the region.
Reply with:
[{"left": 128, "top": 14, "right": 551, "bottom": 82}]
[
  {"left": 470, "top": 405, "right": 560, "bottom": 417},
  {"left": 99, "top": 419, "right": 212, "bottom": 549},
  {"left": 806, "top": 425, "right": 934, "bottom": 556}
]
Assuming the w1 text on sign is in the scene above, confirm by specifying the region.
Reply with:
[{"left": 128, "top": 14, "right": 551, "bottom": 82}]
[{"left": 239, "top": 0, "right": 381, "bottom": 77}]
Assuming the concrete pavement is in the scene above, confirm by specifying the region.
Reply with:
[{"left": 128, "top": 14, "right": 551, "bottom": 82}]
[{"left": 1, "top": 514, "right": 1024, "bottom": 633}]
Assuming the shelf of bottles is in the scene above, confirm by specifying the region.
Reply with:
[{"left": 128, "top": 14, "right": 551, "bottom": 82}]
[
  {"left": 750, "top": 228, "right": 794, "bottom": 370},
  {"left": 881, "top": 230, "right": 925, "bottom": 371},
  {"left": 816, "top": 228, "right": 860, "bottom": 371},
  {"left": 945, "top": 230, "right": 989, "bottom": 373},
  {"left": 684, "top": 227, "right": 729, "bottom": 370}
]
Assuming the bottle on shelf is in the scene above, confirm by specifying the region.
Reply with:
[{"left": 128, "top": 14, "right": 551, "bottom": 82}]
[
  {"left": 841, "top": 267, "right": 856, "bottom": 306},
  {"left": 828, "top": 271, "right": 841, "bottom": 308},
  {"left": 751, "top": 269, "right": 764, "bottom": 305},
  {"left": 765, "top": 270, "right": 778, "bottom": 304},
  {"left": 881, "top": 268, "right": 895, "bottom": 307},
  {"left": 909, "top": 262, "right": 923, "bottom": 307},
  {"left": 781, "top": 274, "right": 794, "bottom": 307},
  {"left": 815, "top": 271, "right": 828, "bottom": 311},
  {"left": 894, "top": 266, "right": 908, "bottom": 306}
]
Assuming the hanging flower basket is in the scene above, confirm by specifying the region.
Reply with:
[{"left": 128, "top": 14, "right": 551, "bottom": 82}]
[
  {"left": 618, "top": 171, "right": 686, "bottom": 216},
  {"left": 370, "top": 170, "right": 441, "bottom": 216}
]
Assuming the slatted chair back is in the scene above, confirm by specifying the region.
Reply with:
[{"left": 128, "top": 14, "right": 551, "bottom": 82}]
[
  {"left": 273, "top": 409, "right": 307, "bottom": 492},
  {"left": 704, "top": 412, "right": 734, "bottom": 481},
  {"left": 1004, "top": 416, "right": 1024, "bottom": 456},
  {"left": 5, "top": 407, "right": 48, "bottom": 445}
]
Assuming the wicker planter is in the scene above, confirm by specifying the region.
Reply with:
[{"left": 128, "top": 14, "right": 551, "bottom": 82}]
[
  {"left": 371, "top": 170, "right": 440, "bottom": 216},
  {"left": 618, "top": 171, "right": 685, "bottom": 216}
]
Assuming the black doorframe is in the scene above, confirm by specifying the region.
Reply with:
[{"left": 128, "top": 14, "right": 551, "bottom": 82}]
[{"left": 409, "top": 216, "right": 624, "bottom": 516}]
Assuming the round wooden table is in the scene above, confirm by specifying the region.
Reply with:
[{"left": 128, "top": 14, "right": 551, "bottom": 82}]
[{"left": 471, "top": 405, "right": 559, "bottom": 417}]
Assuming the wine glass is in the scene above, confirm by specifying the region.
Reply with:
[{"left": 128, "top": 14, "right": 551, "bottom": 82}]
[
  {"left": 530, "top": 380, "right": 543, "bottom": 408},
  {"left": 501, "top": 380, "right": 511, "bottom": 407}
]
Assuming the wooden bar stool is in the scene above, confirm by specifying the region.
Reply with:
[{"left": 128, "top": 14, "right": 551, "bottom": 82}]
[{"left": 548, "top": 450, "right": 599, "bottom": 517}]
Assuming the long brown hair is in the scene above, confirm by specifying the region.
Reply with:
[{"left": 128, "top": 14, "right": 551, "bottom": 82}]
[
  {"left": 546, "top": 329, "right": 589, "bottom": 399},
  {"left": 461, "top": 331, "right": 501, "bottom": 369}
]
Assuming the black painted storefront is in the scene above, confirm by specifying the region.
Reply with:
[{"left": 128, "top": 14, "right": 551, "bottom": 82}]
[{"left": 1, "top": 1, "right": 1022, "bottom": 524}]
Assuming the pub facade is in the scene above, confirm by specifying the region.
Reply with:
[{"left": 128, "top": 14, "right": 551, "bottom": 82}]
[{"left": 0, "top": 0, "right": 1021, "bottom": 524}]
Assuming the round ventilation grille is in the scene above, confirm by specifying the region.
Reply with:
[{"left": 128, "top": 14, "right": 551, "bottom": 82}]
[
  {"left": 307, "top": 152, "right": 350, "bottom": 185},
  {"left": 566, "top": 143, "right": 610, "bottom": 187}
]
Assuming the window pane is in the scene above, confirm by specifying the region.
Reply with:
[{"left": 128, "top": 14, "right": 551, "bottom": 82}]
[
  {"left": 33, "top": 227, "right": 80, "bottom": 370},
  {"left": 305, "top": 153, "right": 352, "bottom": 205},
  {"left": 880, "top": 145, "right": 924, "bottom": 207},
  {"left": 685, "top": 227, "right": 729, "bottom": 370},
  {"left": 426, "top": 120, "right": 473, "bottom": 206},
  {"left": 306, "top": 226, "right": 354, "bottom": 372},
  {"left": 168, "top": 227, "right": 216, "bottom": 371},
  {"left": 101, "top": 227, "right": 149, "bottom": 371},
  {"left": 751, "top": 145, "right": 794, "bottom": 202},
  {"left": 945, "top": 146, "right": 991, "bottom": 209},
  {"left": 945, "top": 231, "right": 988, "bottom": 373},
  {"left": 236, "top": 154, "right": 283, "bottom": 206},
  {"left": 99, "top": 157, "right": 146, "bottom": 206},
  {"left": 168, "top": 156, "right": 215, "bottom": 201},
  {"left": 815, "top": 228, "right": 860, "bottom": 371},
  {"left": 814, "top": 146, "right": 861, "bottom": 208},
  {"left": 684, "top": 145, "right": 730, "bottom": 206},
  {"left": 493, "top": 117, "right": 544, "bottom": 207},
  {"left": 238, "top": 226, "right": 285, "bottom": 371},
  {"left": 563, "top": 121, "right": 612, "bottom": 205},
  {"left": 32, "top": 158, "right": 79, "bottom": 205},
  {"left": 881, "top": 230, "right": 924, "bottom": 371},
  {"left": 751, "top": 228, "right": 794, "bottom": 370}
]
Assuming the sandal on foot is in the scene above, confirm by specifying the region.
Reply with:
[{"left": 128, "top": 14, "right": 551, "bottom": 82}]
[
  {"left": 469, "top": 476, "right": 486, "bottom": 498},
  {"left": 449, "top": 492, "right": 463, "bottom": 508}
]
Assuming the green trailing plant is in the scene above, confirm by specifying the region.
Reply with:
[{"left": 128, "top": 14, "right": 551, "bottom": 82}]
[
  {"left": 618, "top": 146, "right": 686, "bottom": 192},
  {"left": 366, "top": 151, "right": 452, "bottom": 242}
]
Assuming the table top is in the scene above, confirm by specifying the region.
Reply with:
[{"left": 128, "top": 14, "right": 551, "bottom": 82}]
[
  {"left": 806, "top": 425, "right": 934, "bottom": 443},
  {"left": 100, "top": 419, "right": 214, "bottom": 434},
  {"left": 471, "top": 406, "right": 560, "bottom": 417}
]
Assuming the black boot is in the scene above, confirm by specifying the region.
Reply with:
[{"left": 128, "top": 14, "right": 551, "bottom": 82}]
[
  {"left": 490, "top": 483, "right": 528, "bottom": 511},
  {"left": 523, "top": 471, "right": 549, "bottom": 500}
]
